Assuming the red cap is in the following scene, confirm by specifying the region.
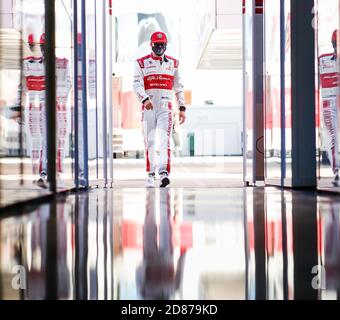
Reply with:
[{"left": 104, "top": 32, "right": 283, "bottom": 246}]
[
  {"left": 28, "top": 34, "right": 34, "bottom": 45},
  {"left": 40, "top": 33, "right": 45, "bottom": 45},
  {"left": 150, "top": 31, "right": 167, "bottom": 44},
  {"left": 332, "top": 29, "right": 340, "bottom": 43}
]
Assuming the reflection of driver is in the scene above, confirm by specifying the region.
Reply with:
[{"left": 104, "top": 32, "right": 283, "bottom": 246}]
[
  {"left": 22, "top": 33, "right": 47, "bottom": 187},
  {"left": 319, "top": 30, "right": 340, "bottom": 186},
  {"left": 22, "top": 33, "right": 71, "bottom": 188},
  {"left": 136, "top": 189, "right": 186, "bottom": 300}
]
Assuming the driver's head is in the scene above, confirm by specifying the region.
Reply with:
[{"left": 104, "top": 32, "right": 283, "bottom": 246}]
[
  {"left": 39, "top": 33, "right": 46, "bottom": 58},
  {"left": 332, "top": 29, "right": 340, "bottom": 51},
  {"left": 150, "top": 31, "right": 167, "bottom": 57}
]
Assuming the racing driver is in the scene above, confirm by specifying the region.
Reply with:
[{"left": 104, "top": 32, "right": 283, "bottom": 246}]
[
  {"left": 133, "top": 31, "right": 187, "bottom": 188},
  {"left": 319, "top": 29, "right": 340, "bottom": 186}
]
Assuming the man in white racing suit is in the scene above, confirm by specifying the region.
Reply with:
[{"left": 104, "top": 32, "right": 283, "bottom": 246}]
[
  {"left": 319, "top": 29, "right": 340, "bottom": 186},
  {"left": 133, "top": 31, "right": 186, "bottom": 188},
  {"left": 23, "top": 33, "right": 71, "bottom": 187}
]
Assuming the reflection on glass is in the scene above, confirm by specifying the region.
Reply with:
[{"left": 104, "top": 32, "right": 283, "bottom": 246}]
[
  {"left": 0, "top": 0, "right": 52, "bottom": 206},
  {"left": 284, "top": 0, "right": 292, "bottom": 180},
  {"left": 316, "top": 0, "right": 340, "bottom": 189},
  {"left": 244, "top": 0, "right": 254, "bottom": 182},
  {"left": 22, "top": 33, "right": 47, "bottom": 187},
  {"left": 77, "top": 30, "right": 86, "bottom": 187},
  {"left": 55, "top": 0, "right": 73, "bottom": 189},
  {"left": 86, "top": 0, "right": 98, "bottom": 184},
  {"left": 23, "top": 31, "right": 72, "bottom": 189},
  {"left": 264, "top": 0, "right": 282, "bottom": 181}
]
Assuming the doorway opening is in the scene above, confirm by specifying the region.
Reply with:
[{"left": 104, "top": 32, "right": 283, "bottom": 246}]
[{"left": 111, "top": 0, "right": 244, "bottom": 188}]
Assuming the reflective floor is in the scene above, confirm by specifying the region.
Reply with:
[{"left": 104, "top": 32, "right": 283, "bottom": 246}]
[
  {"left": 0, "top": 187, "right": 339, "bottom": 300},
  {"left": 0, "top": 157, "right": 243, "bottom": 208}
]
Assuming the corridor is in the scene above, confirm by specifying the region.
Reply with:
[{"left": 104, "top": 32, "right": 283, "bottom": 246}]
[{"left": 0, "top": 187, "right": 339, "bottom": 300}]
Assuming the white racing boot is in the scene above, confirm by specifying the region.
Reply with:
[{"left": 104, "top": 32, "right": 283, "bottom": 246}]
[{"left": 146, "top": 173, "right": 156, "bottom": 188}]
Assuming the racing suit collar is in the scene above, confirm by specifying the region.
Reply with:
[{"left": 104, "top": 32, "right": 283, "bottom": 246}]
[{"left": 151, "top": 52, "right": 168, "bottom": 62}]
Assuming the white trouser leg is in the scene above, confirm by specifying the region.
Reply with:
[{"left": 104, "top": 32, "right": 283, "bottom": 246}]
[
  {"left": 39, "top": 92, "right": 47, "bottom": 174},
  {"left": 28, "top": 93, "right": 41, "bottom": 175},
  {"left": 156, "top": 103, "right": 173, "bottom": 174},
  {"left": 323, "top": 98, "right": 339, "bottom": 173},
  {"left": 57, "top": 100, "right": 68, "bottom": 173},
  {"left": 142, "top": 107, "right": 157, "bottom": 173},
  {"left": 78, "top": 93, "right": 84, "bottom": 176}
]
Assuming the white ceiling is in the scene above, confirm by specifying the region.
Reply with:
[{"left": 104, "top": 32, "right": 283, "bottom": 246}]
[
  {"left": 196, "top": 0, "right": 243, "bottom": 70},
  {"left": 197, "top": 28, "right": 242, "bottom": 70}
]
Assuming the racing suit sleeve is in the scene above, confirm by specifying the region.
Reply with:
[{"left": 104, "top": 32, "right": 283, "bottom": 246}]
[
  {"left": 173, "top": 64, "right": 185, "bottom": 107},
  {"left": 21, "top": 60, "right": 28, "bottom": 103},
  {"left": 133, "top": 60, "right": 149, "bottom": 103},
  {"left": 18, "top": 61, "right": 28, "bottom": 112}
]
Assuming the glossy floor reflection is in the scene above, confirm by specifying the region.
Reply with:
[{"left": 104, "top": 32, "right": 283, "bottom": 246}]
[{"left": 0, "top": 187, "right": 339, "bottom": 300}]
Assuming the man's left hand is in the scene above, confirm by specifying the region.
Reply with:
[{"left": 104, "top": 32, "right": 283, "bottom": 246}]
[{"left": 179, "top": 111, "right": 186, "bottom": 125}]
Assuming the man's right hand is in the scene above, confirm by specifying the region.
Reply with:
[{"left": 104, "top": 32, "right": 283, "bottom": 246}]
[{"left": 143, "top": 99, "right": 153, "bottom": 110}]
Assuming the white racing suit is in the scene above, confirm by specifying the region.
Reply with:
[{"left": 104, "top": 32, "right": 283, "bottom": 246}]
[
  {"left": 23, "top": 56, "right": 71, "bottom": 175},
  {"left": 319, "top": 53, "right": 340, "bottom": 174},
  {"left": 56, "top": 58, "right": 72, "bottom": 173},
  {"left": 23, "top": 56, "right": 46, "bottom": 175},
  {"left": 133, "top": 54, "right": 185, "bottom": 174}
]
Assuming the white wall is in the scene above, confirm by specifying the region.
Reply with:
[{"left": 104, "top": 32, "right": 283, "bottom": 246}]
[
  {"left": 181, "top": 106, "right": 243, "bottom": 156},
  {"left": 0, "top": 0, "right": 14, "bottom": 28},
  {"left": 191, "top": 70, "right": 243, "bottom": 107},
  {"left": 216, "top": 0, "right": 242, "bottom": 29}
]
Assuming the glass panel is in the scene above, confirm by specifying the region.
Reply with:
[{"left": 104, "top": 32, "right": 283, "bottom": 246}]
[
  {"left": 86, "top": 0, "right": 98, "bottom": 185},
  {"left": 19, "top": 0, "right": 47, "bottom": 187},
  {"left": 76, "top": 0, "right": 89, "bottom": 188},
  {"left": 264, "top": 0, "right": 282, "bottom": 181},
  {"left": 55, "top": 0, "right": 74, "bottom": 189},
  {"left": 0, "top": 0, "right": 52, "bottom": 207},
  {"left": 0, "top": 1, "right": 24, "bottom": 204},
  {"left": 95, "top": 0, "right": 109, "bottom": 186},
  {"left": 316, "top": 0, "right": 340, "bottom": 190},
  {"left": 284, "top": 0, "right": 292, "bottom": 181},
  {"left": 244, "top": 0, "right": 254, "bottom": 183}
]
